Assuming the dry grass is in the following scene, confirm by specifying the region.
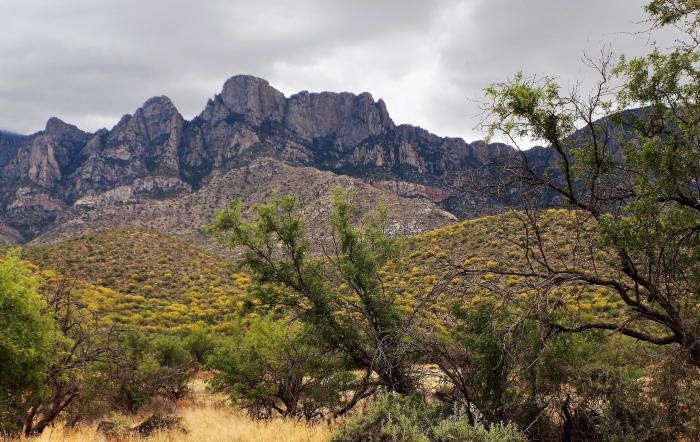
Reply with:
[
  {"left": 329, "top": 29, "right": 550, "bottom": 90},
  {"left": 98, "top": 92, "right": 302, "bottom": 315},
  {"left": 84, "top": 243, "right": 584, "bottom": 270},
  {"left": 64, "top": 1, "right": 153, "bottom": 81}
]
[
  {"left": 25, "top": 409, "right": 332, "bottom": 442},
  {"left": 20, "top": 373, "right": 332, "bottom": 442}
]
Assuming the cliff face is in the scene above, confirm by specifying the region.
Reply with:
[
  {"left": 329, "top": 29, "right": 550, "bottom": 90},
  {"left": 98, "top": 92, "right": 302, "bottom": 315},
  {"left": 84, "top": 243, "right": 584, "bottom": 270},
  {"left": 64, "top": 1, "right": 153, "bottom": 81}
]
[{"left": 0, "top": 75, "right": 519, "bottom": 243}]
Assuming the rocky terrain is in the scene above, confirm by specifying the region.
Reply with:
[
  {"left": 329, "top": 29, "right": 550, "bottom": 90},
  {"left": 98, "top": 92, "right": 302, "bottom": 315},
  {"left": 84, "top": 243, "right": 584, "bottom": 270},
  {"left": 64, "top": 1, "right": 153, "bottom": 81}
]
[
  {"left": 34, "top": 158, "right": 457, "bottom": 250},
  {"left": 0, "top": 75, "right": 524, "bottom": 244}
]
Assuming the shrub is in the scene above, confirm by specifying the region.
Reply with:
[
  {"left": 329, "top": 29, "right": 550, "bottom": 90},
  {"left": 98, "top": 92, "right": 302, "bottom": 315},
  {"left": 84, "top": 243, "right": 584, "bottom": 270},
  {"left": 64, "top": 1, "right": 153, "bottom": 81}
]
[
  {"left": 184, "top": 325, "right": 217, "bottom": 365},
  {"left": 107, "top": 332, "right": 194, "bottom": 412},
  {"left": 209, "top": 316, "right": 357, "bottom": 420},
  {"left": 433, "top": 418, "right": 526, "bottom": 442},
  {"left": 330, "top": 394, "right": 526, "bottom": 442},
  {"left": 0, "top": 250, "right": 57, "bottom": 433},
  {"left": 150, "top": 335, "right": 192, "bottom": 368}
]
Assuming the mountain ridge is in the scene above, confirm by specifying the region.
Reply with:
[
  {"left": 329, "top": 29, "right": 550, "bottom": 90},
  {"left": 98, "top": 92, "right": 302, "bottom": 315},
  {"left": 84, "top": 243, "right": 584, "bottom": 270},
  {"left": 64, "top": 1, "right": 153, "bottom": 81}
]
[{"left": 0, "top": 74, "right": 521, "bottom": 244}]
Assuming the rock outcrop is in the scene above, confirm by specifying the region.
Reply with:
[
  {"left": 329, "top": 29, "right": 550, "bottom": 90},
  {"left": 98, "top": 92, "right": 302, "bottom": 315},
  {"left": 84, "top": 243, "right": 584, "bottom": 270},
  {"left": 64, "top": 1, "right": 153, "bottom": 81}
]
[{"left": 0, "top": 74, "right": 524, "bottom": 243}]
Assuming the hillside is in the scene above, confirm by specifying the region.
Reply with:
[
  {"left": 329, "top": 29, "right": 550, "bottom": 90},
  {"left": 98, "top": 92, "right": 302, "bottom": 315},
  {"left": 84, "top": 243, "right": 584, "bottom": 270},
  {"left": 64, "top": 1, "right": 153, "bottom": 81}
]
[
  {"left": 25, "top": 228, "right": 248, "bottom": 332},
  {"left": 386, "top": 208, "right": 626, "bottom": 324},
  {"left": 30, "top": 157, "right": 457, "bottom": 248},
  {"left": 23, "top": 208, "right": 624, "bottom": 333}
]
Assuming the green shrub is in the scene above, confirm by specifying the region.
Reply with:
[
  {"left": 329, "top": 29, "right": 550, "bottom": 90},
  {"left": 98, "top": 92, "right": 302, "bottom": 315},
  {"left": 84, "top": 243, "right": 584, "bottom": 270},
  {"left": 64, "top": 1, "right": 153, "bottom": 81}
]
[
  {"left": 107, "top": 332, "right": 193, "bottom": 412},
  {"left": 432, "top": 413, "right": 525, "bottom": 442},
  {"left": 331, "top": 394, "right": 526, "bottom": 442},
  {"left": 150, "top": 335, "right": 192, "bottom": 368},
  {"left": 184, "top": 325, "right": 217, "bottom": 365},
  {"left": 209, "top": 316, "right": 356, "bottom": 420},
  {"left": 0, "top": 250, "right": 58, "bottom": 433}
]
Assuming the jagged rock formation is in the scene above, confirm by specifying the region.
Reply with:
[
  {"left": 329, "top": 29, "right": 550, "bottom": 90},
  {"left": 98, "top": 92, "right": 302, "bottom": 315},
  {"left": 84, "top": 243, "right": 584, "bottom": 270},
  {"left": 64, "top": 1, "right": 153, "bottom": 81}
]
[{"left": 0, "top": 74, "right": 519, "bottom": 244}]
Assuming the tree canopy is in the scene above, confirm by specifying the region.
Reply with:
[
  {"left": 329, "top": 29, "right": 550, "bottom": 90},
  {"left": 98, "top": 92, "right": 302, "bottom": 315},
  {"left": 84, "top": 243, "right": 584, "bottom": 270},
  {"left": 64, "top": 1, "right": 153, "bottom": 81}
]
[
  {"left": 478, "top": 0, "right": 700, "bottom": 367},
  {"left": 0, "top": 251, "right": 57, "bottom": 433}
]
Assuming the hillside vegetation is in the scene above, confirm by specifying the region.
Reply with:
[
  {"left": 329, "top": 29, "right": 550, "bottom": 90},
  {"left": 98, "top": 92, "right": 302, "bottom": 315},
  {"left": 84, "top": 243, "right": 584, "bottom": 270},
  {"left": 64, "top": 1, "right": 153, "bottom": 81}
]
[
  {"left": 388, "top": 208, "right": 632, "bottom": 325},
  {"left": 4, "top": 204, "right": 678, "bottom": 441},
  {"left": 20, "top": 208, "right": 624, "bottom": 333},
  {"left": 24, "top": 228, "right": 249, "bottom": 332}
]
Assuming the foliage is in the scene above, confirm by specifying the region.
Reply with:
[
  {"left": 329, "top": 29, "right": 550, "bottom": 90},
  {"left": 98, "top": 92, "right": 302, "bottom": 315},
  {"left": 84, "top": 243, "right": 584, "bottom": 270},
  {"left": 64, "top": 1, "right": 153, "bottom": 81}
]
[
  {"left": 0, "top": 251, "right": 151, "bottom": 436},
  {"left": 151, "top": 334, "right": 193, "bottom": 369},
  {"left": 448, "top": 301, "right": 530, "bottom": 424},
  {"left": 209, "top": 315, "right": 358, "bottom": 419},
  {"left": 105, "top": 332, "right": 193, "bottom": 413},
  {"left": 207, "top": 189, "right": 422, "bottom": 395},
  {"left": 183, "top": 324, "right": 217, "bottom": 365},
  {"left": 0, "top": 250, "right": 57, "bottom": 434},
  {"left": 435, "top": 293, "right": 700, "bottom": 440},
  {"left": 20, "top": 280, "right": 122, "bottom": 436},
  {"left": 7, "top": 194, "right": 690, "bottom": 438},
  {"left": 330, "top": 394, "right": 526, "bottom": 442},
  {"left": 25, "top": 228, "right": 248, "bottom": 332},
  {"left": 480, "top": 0, "right": 700, "bottom": 370}
]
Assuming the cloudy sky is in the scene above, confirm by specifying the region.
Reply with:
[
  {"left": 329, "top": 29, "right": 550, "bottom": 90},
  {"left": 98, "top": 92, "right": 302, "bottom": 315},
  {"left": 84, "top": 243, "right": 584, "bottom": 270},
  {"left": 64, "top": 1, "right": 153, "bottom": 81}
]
[{"left": 0, "top": 0, "right": 676, "bottom": 141}]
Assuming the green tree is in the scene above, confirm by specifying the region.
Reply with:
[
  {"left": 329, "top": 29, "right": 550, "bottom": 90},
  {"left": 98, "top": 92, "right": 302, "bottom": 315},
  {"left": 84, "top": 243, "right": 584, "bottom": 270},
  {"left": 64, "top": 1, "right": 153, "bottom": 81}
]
[
  {"left": 0, "top": 250, "right": 56, "bottom": 433},
  {"left": 1, "top": 258, "right": 195, "bottom": 435},
  {"left": 479, "top": 0, "right": 700, "bottom": 367},
  {"left": 106, "top": 332, "right": 193, "bottom": 413},
  {"left": 151, "top": 334, "right": 192, "bottom": 369},
  {"left": 207, "top": 190, "right": 420, "bottom": 395},
  {"left": 209, "top": 315, "right": 360, "bottom": 419},
  {"left": 184, "top": 324, "right": 217, "bottom": 365},
  {"left": 21, "top": 280, "right": 121, "bottom": 436}
]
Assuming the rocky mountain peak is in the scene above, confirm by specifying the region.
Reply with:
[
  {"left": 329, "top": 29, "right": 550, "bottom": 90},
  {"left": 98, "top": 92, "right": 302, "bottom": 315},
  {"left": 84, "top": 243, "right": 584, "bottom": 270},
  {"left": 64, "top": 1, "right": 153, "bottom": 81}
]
[
  {"left": 44, "top": 117, "right": 86, "bottom": 141},
  {"left": 0, "top": 73, "right": 532, "bottom": 244},
  {"left": 284, "top": 90, "right": 394, "bottom": 146},
  {"left": 106, "top": 96, "right": 183, "bottom": 144},
  {"left": 207, "top": 75, "right": 395, "bottom": 147},
  {"left": 375, "top": 98, "right": 391, "bottom": 123},
  {"left": 218, "top": 75, "right": 286, "bottom": 123},
  {"left": 133, "top": 95, "right": 184, "bottom": 145},
  {"left": 140, "top": 95, "right": 179, "bottom": 115},
  {"left": 90, "top": 96, "right": 186, "bottom": 182}
]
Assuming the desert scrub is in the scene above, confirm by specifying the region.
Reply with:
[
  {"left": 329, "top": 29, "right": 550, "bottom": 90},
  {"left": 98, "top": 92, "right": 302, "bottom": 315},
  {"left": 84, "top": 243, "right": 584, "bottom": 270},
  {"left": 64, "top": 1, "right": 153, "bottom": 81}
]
[{"left": 330, "top": 394, "right": 525, "bottom": 442}]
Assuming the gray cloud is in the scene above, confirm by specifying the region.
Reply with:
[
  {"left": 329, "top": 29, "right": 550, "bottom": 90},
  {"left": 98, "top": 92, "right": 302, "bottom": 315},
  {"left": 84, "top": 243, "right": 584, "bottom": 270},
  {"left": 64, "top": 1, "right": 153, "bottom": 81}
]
[{"left": 0, "top": 0, "right": 679, "bottom": 141}]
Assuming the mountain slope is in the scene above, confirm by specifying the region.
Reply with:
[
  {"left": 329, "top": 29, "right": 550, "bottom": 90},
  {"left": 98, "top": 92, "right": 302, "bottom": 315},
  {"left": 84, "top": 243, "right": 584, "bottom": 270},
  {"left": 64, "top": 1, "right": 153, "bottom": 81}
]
[
  {"left": 24, "top": 228, "right": 248, "bottom": 332},
  {"left": 32, "top": 157, "right": 457, "bottom": 247}
]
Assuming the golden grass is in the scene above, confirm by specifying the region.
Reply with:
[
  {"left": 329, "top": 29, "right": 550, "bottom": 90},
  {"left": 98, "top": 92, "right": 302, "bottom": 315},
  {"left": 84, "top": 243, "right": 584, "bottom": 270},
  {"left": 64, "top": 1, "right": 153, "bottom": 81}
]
[
  {"left": 21, "top": 373, "right": 332, "bottom": 442},
  {"left": 26, "top": 408, "right": 332, "bottom": 442}
]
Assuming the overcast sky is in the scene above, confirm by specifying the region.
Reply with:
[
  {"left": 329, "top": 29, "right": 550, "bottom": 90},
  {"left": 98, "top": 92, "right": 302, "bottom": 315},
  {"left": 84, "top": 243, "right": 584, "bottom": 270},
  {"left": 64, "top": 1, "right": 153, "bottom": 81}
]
[{"left": 0, "top": 0, "right": 677, "bottom": 141}]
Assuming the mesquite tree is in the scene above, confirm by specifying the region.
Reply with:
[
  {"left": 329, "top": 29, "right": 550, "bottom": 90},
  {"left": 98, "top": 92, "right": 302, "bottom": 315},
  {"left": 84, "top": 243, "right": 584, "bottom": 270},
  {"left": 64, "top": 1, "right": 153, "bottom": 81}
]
[
  {"left": 207, "top": 190, "right": 418, "bottom": 395},
  {"left": 22, "top": 281, "right": 120, "bottom": 436},
  {"left": 476, "top": 0, "right": 700, "bottom": 367}
]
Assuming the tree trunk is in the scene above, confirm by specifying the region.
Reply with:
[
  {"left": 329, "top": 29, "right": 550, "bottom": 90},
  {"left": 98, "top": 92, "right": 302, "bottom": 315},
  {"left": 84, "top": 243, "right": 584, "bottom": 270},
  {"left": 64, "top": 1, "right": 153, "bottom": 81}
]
[
  {"left": 687, "top": 337, "right": 700, "bottom": 369},
  {"left": 381, "top": 368, "right": 414, "bottom": 395},
  {"left": 561, "top": 395, "right": 573, "bottom": 442}
]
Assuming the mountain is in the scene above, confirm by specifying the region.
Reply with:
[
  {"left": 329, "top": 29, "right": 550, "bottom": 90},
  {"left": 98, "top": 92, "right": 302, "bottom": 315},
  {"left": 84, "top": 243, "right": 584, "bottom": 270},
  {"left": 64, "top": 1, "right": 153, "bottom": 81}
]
[
  {"left": 0, "top": 130, "right": 26, "bottom": 167},
  {"left": 0, "top": 75, "right": 521, "bottom": 244},
  {"left": 34, "top": 157, "right": 458, "bottom": 252}
]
